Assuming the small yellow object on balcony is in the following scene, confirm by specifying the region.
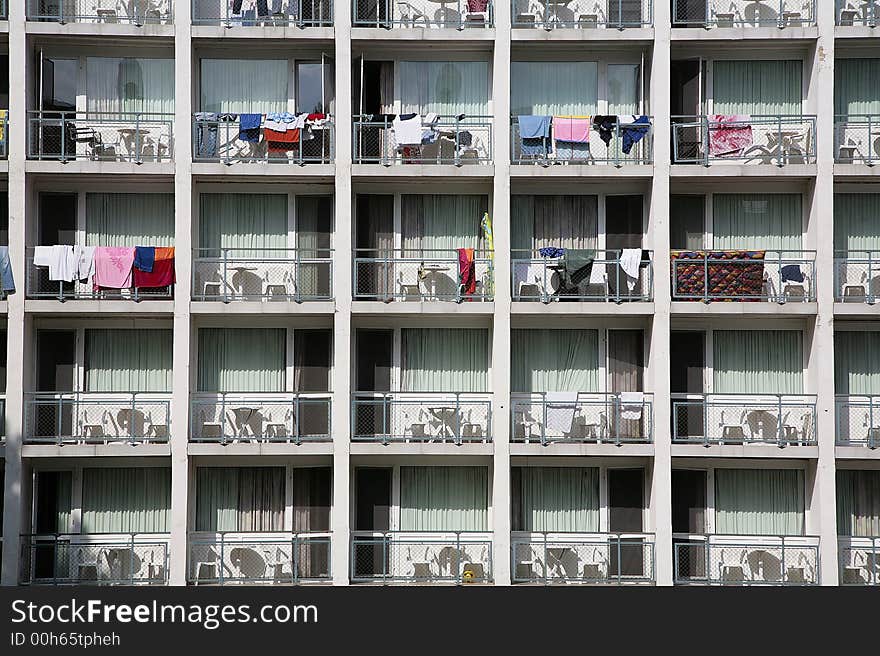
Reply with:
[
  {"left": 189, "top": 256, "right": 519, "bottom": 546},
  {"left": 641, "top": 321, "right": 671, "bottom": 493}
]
[{"left": 462, "top": 569, "right": 475, "bottom": 583}]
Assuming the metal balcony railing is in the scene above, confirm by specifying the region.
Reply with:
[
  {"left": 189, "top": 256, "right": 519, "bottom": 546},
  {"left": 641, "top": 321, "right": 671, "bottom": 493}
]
[
  {"left": 671, "top": 250, "right": 816, "bottom": 303},
  {"left": 839, "top": 536, "right": 880, "bottom": 585},
  {"left": 671, "top": 115, "right": 816, "bottom": 166},
  {"left": 351, "top": 531, "right": 493, "bottom": 583},
  {"left": 190, "top": 392, "right": 332, "bottom": 443},
  {"left": 834, "top": 251, "right": 880, "bottom": 303},
  {"left": 511, "top": 117, "right": 653, "bottom": 165},
  {"left": 351, "top": 392, "right": 492, "bottom": 444},
  {"left": 193, "top": 114, "right": 334, "bottom": 164},
  {"left": 27, "top": 0, "right": 173, "bottom": 24},
  {"left": 193, "top": 0, "right": 332, "bottom": 25},
  {"left": 27, "top": 111, "right": 174, "bottom": 163},
  {"left": 511, "top": 0, "right": 651, "bottom": 28},
  {"left": 193, "top": 248, "right": 333, "bottom": 302},
  {"left": 353, "top": 0, "right": 492, "bottom": 27},
  {"left": 353, "top": 249, "right": 494, "bottom": 302},
  {"left": 0, "top": 1, "right": 6, "bottom": 19},
  {"left": 834, "top": 115, "right": 880, "bottom": 164},
  {"left": 26, "top": 250, "right": 174, "bottom": 301},
  {"left": 20, "top": 534, "right": 170, "bottom": 585},
  {"left": 188, "top": 532, "right": 331, "bottom": 584},
  {"left": 352, "top": 114, "right": 492, "bottom": 165},
  {"left": 835, "top": 395, "right": 880, "bottom": 447},
  {"left": 672, "top": 394, "right": 817, "bottom": 447},
  {"left": 672, "top": 0, "right": 814, "bottom": 27},
  {"left": 0, "top": 396, "right": 5, "bottom": 442},
  {"left": 673, "top": 535, "right": 819, "bottom": 585},
  {"left": 511, "top": 392, "right": 653, "bottom": 445},
  {"left": 511, "top": 532, "right": 656, "bottom": 584},
  {"left": 513, "top": 249, "right": 653, "bottom": 303},
  {"left": 836, "top": 0, "right": 878, "bottom": 26},
  {"left": 24, "top": 392, "right": 172, "bottom": 445}
]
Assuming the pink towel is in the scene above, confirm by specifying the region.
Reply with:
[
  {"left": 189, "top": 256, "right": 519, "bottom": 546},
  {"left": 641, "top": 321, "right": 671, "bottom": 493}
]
[
  {"left": 93, "top": 247, "right": 135, "bottom": 289},
  {"left": 708, "top": 114, "right": 753, "bottom": 157},
  {"left": 552, "top": 117, "right": 591, "bottom": 143}
]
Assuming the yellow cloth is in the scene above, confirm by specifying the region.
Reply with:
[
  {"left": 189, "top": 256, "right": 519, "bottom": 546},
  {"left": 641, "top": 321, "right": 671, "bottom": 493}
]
[{"left": 0, "top": 110, "right": 7, "bottom": 143}]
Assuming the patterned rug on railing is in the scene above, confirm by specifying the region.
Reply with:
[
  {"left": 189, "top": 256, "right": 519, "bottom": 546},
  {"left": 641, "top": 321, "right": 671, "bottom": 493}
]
[{"left": 671, "top": 250, "right": 765, "bottom": 302}]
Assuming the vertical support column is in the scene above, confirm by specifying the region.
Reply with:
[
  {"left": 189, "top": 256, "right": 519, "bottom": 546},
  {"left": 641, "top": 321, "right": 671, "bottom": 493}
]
[
  {"left": 331, "top": 0, "right": 353, "bottom": 586},
  {"left": 1, "top": 2, "right": 28, "bottom": 586},
  {"left": 169, "top": 1, "right": 194, "bottom": 586},
  {"left": 490, "top": 0, "right": 511, "bottom": 586},
  {"left": 648, "top": 0, "right": 673, "bottom": 587},
  {"left": 810, "top": 1, "right": 838, "bottom": 586}
]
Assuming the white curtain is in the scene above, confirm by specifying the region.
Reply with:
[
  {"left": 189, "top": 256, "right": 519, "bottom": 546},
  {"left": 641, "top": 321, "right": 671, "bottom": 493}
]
[
  {"left": 86, "top": 58, "right": 175, "bottom": 114},
  {"left": 511, "top": 329, "right": 599, "bottom": 393},
  {"left": 713, "top": 60, "right": 802, "bottom": 115},
  {"left": 399, "top": 61, "right": 489, "bottom": 116},
  {"left": 200, "top": 59, "right": 288, "bottom": 114},
  {"left": 199, "top": 193, "right": 288, "bottom": 255},
  {"left": 834, "top": 59, "right": 880, "bottom": 117},
  {"left": 513, "top": 467, "right": 599, "bottom": 532},
  {"left": 195, "top": 467, "right": 285, "bottom": 532},
  {"left": 712, "top": 194, "right": 803, "bottom": 251},
  {"left": 197, "top": 328, "right": 285, "bottom": 392},
  {"left": 81, "top": 467, "right": 171, "bottom": 534},
  {"left": 715, "top": 469, "right": 804, "bottom": 536},
  {"left": 400, "top": 328, "right": 488, "bottom": 392},
  {"left": 608, "top": 64, "right": 641, "bottom": 114},
  {"left": 400, "top": 195, "right": 487, "bottom": 252},
  {"left": 399, "top": 466, "right": 488, "bottom": 531},
  {"left": 713, "top": 330, "right": 803, "bottom": 394},
  {"left": 86, "top": 193, "right": 174, "bottom": 246},
  {"left": 85, "top": 329, "right": 173, "bottom": 392},
  {"left": 834, "top": 332, "right": 880, "bottom": 396},
  {"left": 510, "top": 62, "right": 598, "bottom": 116},
  {"left": 834, "top": 194, "right": 880, "bottom": 252},
  {"left": 511, "top": 195, "right": 598, "bottom": 251}
]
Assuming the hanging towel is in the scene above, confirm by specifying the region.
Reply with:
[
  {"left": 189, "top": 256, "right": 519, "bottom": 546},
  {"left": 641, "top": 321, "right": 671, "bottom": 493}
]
[
  {"left": 620, "top": 115, "right": 651, "bottom": 155},
  {"left": 134, "top": 247, "right": 175, "bottom": 289},
  {"left": 134, "top": 246, "right": 156, "bottom": 273},
  {"left": 562, "top": 249, "right": 595, "bottom": 290},
  {"left": 619, "top": 392, "right": 644, "bottom": 420},
  {"left": 553, "top": 116, "right": 591, "bottom": 143},
  {"left": 392, "top": 114, "right": 425, "bottom": 146},
  {"left": 619, "top": 248, "right": 642, "bottom": 291},
  {"left": 264, "top": 112, "right": 297, "bottom": 131},
  {"left": 518, "top": 115, "right": 551, "bottom": 139},
  {"left": 238, "top": 113, "right": 262, "bottom": 143},
  {"left": 76, "top": 246, "right": 96, "bottom": 282},
  {"left": 93, "top": 247, "right": 135, "bottom": 289},
  {"left": 708, "top": 115, "right": 753, "bottom": 157},
  {"left": 538, "top": 247, "right": 565, "bottom": 258},
  {"left": 545, "top": 392, "right": 579, "bottom": 434},
  {"left": 781, "top": 264, "right": 805, "bottom": 283},
  {"left": 37, "top": 245, "right": 74, "bottom": 282},
  {"left": 458, "top": 248, "right": 476, "bottom": 298},
  {"left": 0, "top": 246, "right": 14, "bottom": 293},
  {"left": 265, "top": 127, "right": 300, "bottom": 155},
  {"left": 589, "top": 259, "right": 606, "bottom": 286},
  {"left": 592, "top": 115, "right": 618, "bottom": 146}
]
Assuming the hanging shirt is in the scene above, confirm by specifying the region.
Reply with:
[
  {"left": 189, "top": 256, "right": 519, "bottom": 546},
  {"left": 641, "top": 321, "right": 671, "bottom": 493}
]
[
  {"left": 76, "top": 246, "right": 96, "bottom": 282},
  {"left": 619, "top": 248, "right": 642, "bottom": 291},
  {"left": 35, "top": 245, "right": 75, "bottom": 282},
  {"left": 592, "top": 115, "right": 618, "bottom": 146},
  {"left": 392, "top": 114, "right": 425, "bottom": 146},
  {"left": 620, "top": 115, "right": 652, "bottom": 155},
  {"left": 93, "top": 247, "right": 135, "bottom": 289}
]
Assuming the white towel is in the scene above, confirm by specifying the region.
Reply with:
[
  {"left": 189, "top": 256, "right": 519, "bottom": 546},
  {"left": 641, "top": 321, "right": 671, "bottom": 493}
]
[
  {"left": 619, "top": 248, "right": 642, "bottom": 291},
  {"left": 40, "top": 244, "right": 74, "bottom": 282},
  {"left": 33, "top": 246, "right": 53, "bottom": 267},
  {"left": 76, "top": 246, "right": 96, "bottom": 282},
  {"left": 393, "top": 115, "right": 424, "bottom": 146},
  {"left": 545, "top": 392, "right": 578, "bottom": 433},
  {"left": 589, "top": 259, "right": 606, "bottom": 285},
  {"left": 619, "top": 391, "right": 644, "bottom": 420}
]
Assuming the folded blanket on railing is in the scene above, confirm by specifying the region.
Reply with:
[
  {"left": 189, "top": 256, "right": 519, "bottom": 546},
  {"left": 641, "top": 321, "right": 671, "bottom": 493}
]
[
  {"left": 552, "top": 116, "right": 591, "bottom": 143},
  {"left": 708, "top": 114, "right": 753, "bottom": 157},
  {"left": 671, "top": 250, "right": 765, "bottom": 301},
  {"left": 94, "top": 247, "right": 135, "bottom": 289},
  {"left": 134, "top": 247, "right": 175, "bottom": 289}
]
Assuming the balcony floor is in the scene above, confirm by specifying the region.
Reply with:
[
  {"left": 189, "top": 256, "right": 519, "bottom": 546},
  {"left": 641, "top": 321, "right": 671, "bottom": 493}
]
[
  {"left": 190, "top": 300, "right": 335, "bottom": 315},
  {"left": 21, "top": 444, "right": 171, "bottom": 458},
  {"left": 671, "top": 444, "right": 818, "bottom": 459},
  {"left": 188, "top": 442, "right": 333, "bottom": 457},
  {"left": 351, "top": 300, "right": 494, "bottom": 315},
  {"left": 26, "top": 300, "right": 174, "bottom": 315},
  {"left": 671, "top": 26, "right": 818, "bottom": 42}
]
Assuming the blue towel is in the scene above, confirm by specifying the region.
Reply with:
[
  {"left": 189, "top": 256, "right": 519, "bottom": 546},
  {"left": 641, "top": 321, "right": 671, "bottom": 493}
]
[
  {"left": 621, "top": 115, "right": 651, "bottom": 155},
  {"left": 134, "top": 246, "right": 156, "bottom": 273},
  {"left": 518, "top": 115, "right": 551, "bottom": 139},
  {"left": 239, "top": 113, "right": 262, "bottom": 143},
  {"left": 539, "top": 247, "right": 565, "bottom": 258},
  {"left": 781, "top": 264, "right": 804, "bottom": 283}
]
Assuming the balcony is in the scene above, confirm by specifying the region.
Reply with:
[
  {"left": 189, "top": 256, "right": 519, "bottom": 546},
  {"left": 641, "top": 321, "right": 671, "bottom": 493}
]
[
  {"left": 672, "top": 0, "right": 814, "bottom": 27},
  {"left": 0, "top": 110, "right": 7, "bottom": 159},
  {"left": 673, "top": 535, "right": 819, "bottom": 585},
  {"left": 190, "top": 392, "right": 331, "bottom": 443},
  {"left": 188, "top": 532, "right": 331, "bottom": 584},
  {"left": 511, "top": 0, "right": 652, "bottom": 29},
  {"left": 839, "top": 536, "right": 880, "bottom": 585},
  {"left": 352, "top": 392, "right": 492, "bottom": 444},
  {"left": 26, "top": 0, "right": 173, "bottom": 24},
  {"left": 671, "top": 115, "right": 816, "bottom": 166},
  {"left": 513, "top": 250, "right": 653, "bottom": 303},
  {"left": 511, "top": 392, "right": 653, "bottom": 445},
  {"left": 27, "top": 112, "right": 174, "bottom": 163},
  {"left": 24, "top": 392, "right": 172, "bottom": 445},
  {"left": 20, "top": 534, "right": 170, "bottom": 585},
  {"left": 352, "top": 115, "right": 492, "bottom": 165},
  {"left": 672, "top": 394, "right": 817, "bottom": 446},
  {"left": 835, "top": 115, "right": 880, "bottom": 165},
  {"left": 671, "top": 250, "right": 816, "bottom": 303},
  {"left": 510, "top": 117, "right": 653, "bottom": 166},
  {"left": 835, "top": 395, "right": 880, "bottom": 447},
  {"left": 836, "top": 1, "right": 878, "bottom": 26},
  {"left": 834, "top": 251, "right": 880, "bottom": 303},
  {"left": 511, "top": 532, "right": 656, "bottom": 584},
  {"left": 193, "top": 0, "right": 332, "bottom": 26},
  {"left": 26, "top": 249, "right": 174, "bottom": 301},
  {"left": 353, "top": 0, "right": 493, "bottom": 28},
  {"left": 353, "top": 249, "right": 493, "bottom": 302},
  {"left": 193, "top": 114, "right": 334, "bottom": 164},
  {"left": 0, "top": 395, "right": 5, "bottom": 443},
  {"left": 350, "top": 531, "right": 493, "bottom": 583},
  {"left": 193, "top": 248, "right": 333, "bottom": 302}
]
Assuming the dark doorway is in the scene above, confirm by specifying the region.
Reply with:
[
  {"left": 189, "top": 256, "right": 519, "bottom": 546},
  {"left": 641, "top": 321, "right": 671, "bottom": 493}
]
[
  {"left": 608, "top": 468, "right": 645, "bottom": 579},
  {"left": 354, "top": 329, "right": 393, "bottom": 439},
  {"left": 670, "top": 331, "right": 706, "bottom": 439},
  {"left": 672, "top": 469, "right": 708, "bottom": 581},
  {"left": 670, "top": 195, "right": 706, "bottom": 251},
  {"left": 354, "top": 195, "right": 394, "bottom": 299},
  {"left": 32, "top": 470, "right": 72, "bottom": 581},
  {"left": 670, "top": 59, "right": 705, "bottom": 162},
  {"left": 35, "top": 330, "right": 76, "bottom": 440},
  {"left": 353, "top": 468, "right": 392, "bottom": 578},
  {"left": 605, "top": 195, "right": 644, "bottom": 300}
]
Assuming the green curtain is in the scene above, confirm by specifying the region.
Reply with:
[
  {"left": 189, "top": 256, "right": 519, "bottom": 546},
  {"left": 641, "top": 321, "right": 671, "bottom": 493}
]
[
  {"left": 511, "top": 329, "right": 599, "bottom": 393},
  {"left": 399, "top": 61, "right": 489, "bottom": 115},
  {"left": 400, "top": 195, "right": 487, "bottom": 252},
  {"left": 608, "top": 64, "right": 641, "bottom": 115},
  {"left": 199, "top": 193, "right": 287, "bottom": 256},
  {"left": 510, "top": 62, "right": 598, "bottom": 116},
  {"left": 401, "top": 328, "right": 488, "bottom": 392},
  {"left": 834, "top": 59, "right": 880, "bottom": 117},
  {"left": 833, "top": 194, "right": 880, "bottom": 252},
  {"left": 713, "top": 60, "right": 802, "bottom": 115},
  {"left": 197, "top": 328, "right": 285, "bottom": 392},
  {"left": 713, "top": 330, "right": 803, "bottom": 394},
  {"left": 85, "top": 193, "right": 174, "bottom": 247},
  {"left": 37, "top": 471, "right": 72, "bottom": 534},
  {"left": 296, "top": 196, "right": 333, "bottom": 297},
  {"left": 81, "top": 468, "right": 171, "bottom": 534},
  {"left": 837, "top": 470, "right": 880, "bottom": 537},
  {"left": 712, "top": 194, "right": 802, "bottom": 251},
  {"left": 513, "top": 467, "right": 599, "bottom": 532},
  {"left": 399, "top": 466, "right": 488, "bottom": 531},
  {"left": 84, "top": 330, "right": 173, "bottom": 392},
  {"left": 511, "top": 195, "right": 598, "bottom": 252},
  {"left": 835, "top": 332, "right": 880, "bottom": 396},
  {"left": 195, "top": 467, "right": 285, "bottom": 532},
  {"left": 715, "top": 469, "right": 804, "bottom": 536},
  {"left": 86, "top": 58, "right": 175, "bottom": 114},
  {"left": 199, "top": 60, "right": 288, "bottom": 114}
]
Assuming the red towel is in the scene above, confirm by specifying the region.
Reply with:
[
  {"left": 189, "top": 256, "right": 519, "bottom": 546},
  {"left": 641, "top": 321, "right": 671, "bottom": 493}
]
[
  {"left": 265, "top": 127, "right": 300, "bottom": 155},
  {"left": 458, "top": 248, "right": 476, "bottom": 297},
  {"left": 134, "top": 246, "right": 175, "bottom": 289}
]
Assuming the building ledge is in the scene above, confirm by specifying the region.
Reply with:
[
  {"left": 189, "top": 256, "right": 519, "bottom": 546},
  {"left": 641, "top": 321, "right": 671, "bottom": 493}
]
[
  {"left": 511, "top": 26, "right": 653, "bottom": 42},
  {"left": 671, "top": 444, "right": 817, "bottom": 459},
  {"left": 191, "top": 162, "right": 335, "bottom": 179},
  {"left": 190, "top": 300, "right": 335, "bottom": 315},
  {"left": 835, "top": 26, "right": 880, "bottom": 40},
  {"left": 833, "top": 163, "right": 880, "bottom": 178},
  {"left": 187, "top": 442, "right": 334, "bottom": 457},
  {"left": 25, "top": 160, "right": 174, "bottom": 176},
  {"left": 512, "top": 301, "right": 654, "bottom": 316},
  {"left": 21, "top": 444, "right": 171, "bottom": 458},
  {"left": 835, "top": 446, "right": 880, "bottom": 460},
  {"left": 510, "top": 443, "right": 654, "bottom": 457},
  {"left": 24, "top": 21, "right": 174, "bottom": 38},
  {"left": 351, "top": 300, "right": 494, "bottom": 315},
  {"left": 834, "top": 302, "right": 880, "bottom": 318},
  {"left": 192, "top": 25, "right": 333, "bottom": 40},
  {"left": 671, "top": 26, "right": 817, "bottom": 42},
  {"left": 670, "top": 301, "right": 817, "bottom": 317},
  {"left": 670, "top": 164, "right": 816, "bottom": 179},
  {"left": 351, "top": 27, "right": 496, "bottom": 42},
  {"left": 25, "top": 300, "right": 174, "bottom": 314},
  {"left": 510, "top": 164, "right": 653, "bottom": 178},
  {"left": 351, "top": 163, "right": 494, "bottom": 179},
  {"left": 349, "top": 442, "right": 494, "bottom": 456}
]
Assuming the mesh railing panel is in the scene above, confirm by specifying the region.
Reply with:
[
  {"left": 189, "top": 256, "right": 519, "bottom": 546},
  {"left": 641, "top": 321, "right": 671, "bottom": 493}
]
[
  {"left": 835, "top": 396, "right": 880, "bottom": 447},
  {"left": 27, "top": 0, "right": 173, "bottom": 23},
  {"left": 836, "top": 1, "right": 878, "bottom": 26},
  {"left": 510, "top": 118, "right": 653, "bottom": 165},
  {"left": 511, "top": 0, "right": 651, "bottom": 27},
  {"left": 511, "top": 394, "right": 653, "bottom": 444},
  {"left": 190, "top": 395, "right": 332, "bottom": 443},
  {"left": 511, "top": 536, "right": 655, "bottom": 584},
  {"left": 353, "top": 115, "right": 492, "bottom": 164},
  {"left": 672, "top": 0, "right": 813, "bottom": 26},
  {"left": 674, "top": 539, "right": 819, "bottom": 585},
  {"left": 671, "top": 397, "right": 817, "bottom": 445},
  {"left": 835, "top": 253, "right": 880, "bottom": 303},
  {"left": 353, "top": 0, "right": 492, "bottom": 27},
  {"left": 351, "top": 535, "right": 493, "bottom": 582},
  {"left": 351, "top": 394, "right": 492, "bottom": 443},
  {"left": 192, "top": 0, "right": 332, "bottom": 25},
  {"left": 834, "top": 116, "right": 880, "bottom": 164},
  {"left": 189, "top": 536, "right": 331, "bottom": 584},
  {"left": 512, "top": 253, "right": 653, "bottom": 302},
  {"left": 26, "top": 255, "right": 173, "bottom": 301},
  {"left": 192, "top": 116, "right": 334, "bottom": 163},
  {"left": 839, "top": 538, "right": 880, "bottom": 585}
]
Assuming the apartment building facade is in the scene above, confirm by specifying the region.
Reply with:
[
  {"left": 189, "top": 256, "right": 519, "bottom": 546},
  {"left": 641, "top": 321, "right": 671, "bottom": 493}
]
[{"left": 0, "top": 0, "right": 879, "bottom": 587}]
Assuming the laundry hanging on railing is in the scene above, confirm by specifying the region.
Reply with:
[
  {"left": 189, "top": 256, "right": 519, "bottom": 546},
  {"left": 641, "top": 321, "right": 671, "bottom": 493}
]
[
  {"left": 553, "top": 116, "right": 591, "bottom": 159},
  {"left": 457, "top": 247, "right": 476, "bottom": 298},
  {"left": 517, "top": 115, "right": 651, "bottom": 157},
  {"left": 671, "top": 250, "right": 765, "bottom": 301},
  {"left": 33, "top": 245, "right": 175, "bottom": 291},
  {"left": 619, "top": 248, "right": 642, "bottom": 291},
  {"left": 0, "top": 246, "right": 15, "bottom": 294},
  {"left": 518, "top": 115, "right": 552, "bottom": 156},
  {"left": 708, "top": 114, "right": 754, "bottom": 157},
  {"left": 194, "top": 111, "right": 328, "bottom": 157}
]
